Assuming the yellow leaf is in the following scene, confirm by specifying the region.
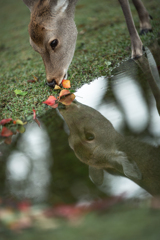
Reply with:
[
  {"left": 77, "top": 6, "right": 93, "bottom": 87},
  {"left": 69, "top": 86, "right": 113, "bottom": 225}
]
[{"left": 13, "top": 119, "right": 27, "bottom": 125}]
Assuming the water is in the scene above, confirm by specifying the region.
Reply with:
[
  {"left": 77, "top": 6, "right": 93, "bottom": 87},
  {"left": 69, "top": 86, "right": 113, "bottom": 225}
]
[{"left": 0, "top": 39, "right": 160, "bottom": 237}]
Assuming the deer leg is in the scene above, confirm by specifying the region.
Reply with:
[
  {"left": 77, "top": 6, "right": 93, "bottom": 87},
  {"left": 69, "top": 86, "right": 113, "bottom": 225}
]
[
  {"left": 132, "top": 0, "right": 152, "bottom": 35},
  {"left": 119, "top": 0, "right": 143, "bottom": 59}
]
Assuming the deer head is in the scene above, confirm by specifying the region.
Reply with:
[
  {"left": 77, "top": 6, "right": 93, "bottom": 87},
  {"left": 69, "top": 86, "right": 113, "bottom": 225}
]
[{"left": 23, "top": 0, "right": 78, "bottom": 87}]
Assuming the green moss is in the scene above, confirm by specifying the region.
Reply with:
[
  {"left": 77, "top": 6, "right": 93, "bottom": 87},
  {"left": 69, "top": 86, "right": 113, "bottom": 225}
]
[{"left": 0, "top": 0, "right": 160, "bottom": 120}]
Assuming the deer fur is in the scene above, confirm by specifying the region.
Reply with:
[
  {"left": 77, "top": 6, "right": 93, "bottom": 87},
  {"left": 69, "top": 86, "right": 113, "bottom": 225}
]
[
  {"left": 23, "top": 0, "right": 152, "bottom": 87},
  {"left": 60, "top": 101, "right": 160, "bottom": 196}
]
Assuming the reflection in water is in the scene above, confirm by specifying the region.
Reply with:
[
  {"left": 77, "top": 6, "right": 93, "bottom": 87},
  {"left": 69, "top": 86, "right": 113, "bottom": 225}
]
[
  {"left": 61, "top": 39, "right": 160, "bottom": 197},
  {"left": 60, "top": 101, "right": 160, "bottom": 196},
  {"left": 112, "top": 76, "right": 149, "bottom": 132},
  {"left": 6, "top": 123, "right": 51, "bottom": 201}
]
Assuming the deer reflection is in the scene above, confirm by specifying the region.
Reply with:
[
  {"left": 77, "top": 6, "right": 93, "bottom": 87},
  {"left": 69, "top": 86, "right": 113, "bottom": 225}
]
[{"left": 59, "top": 101, "right": 160, "bottom": 196}]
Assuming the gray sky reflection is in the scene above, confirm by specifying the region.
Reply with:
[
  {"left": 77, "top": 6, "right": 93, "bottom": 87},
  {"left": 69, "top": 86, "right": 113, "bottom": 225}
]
[{"left": 7, "top": 122, "right": 51, "bottom": 202}]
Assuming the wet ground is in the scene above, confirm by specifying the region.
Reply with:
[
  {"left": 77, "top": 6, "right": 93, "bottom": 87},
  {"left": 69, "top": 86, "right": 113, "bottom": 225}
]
[{"left": 0, "top": 39, "right": 160, "bottom": 238}]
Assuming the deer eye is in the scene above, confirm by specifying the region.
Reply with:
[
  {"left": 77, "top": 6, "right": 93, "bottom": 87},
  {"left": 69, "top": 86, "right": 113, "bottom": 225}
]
[
  {"left": 50, "top": 39, "right": 58, "bottom": 50},
  {"left": 85, "top": 132, "right": 95, "bottom": 141}
]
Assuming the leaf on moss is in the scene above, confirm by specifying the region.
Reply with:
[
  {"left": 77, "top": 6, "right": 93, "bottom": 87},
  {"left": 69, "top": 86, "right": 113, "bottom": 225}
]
[
  {"left": 58, "top": 90, "right": 71, "bottom": 98},
  {"left": 13, "top": 119, "right": 27, "bottom": 125},
  {"left": 59, "top": 93, "right": 75, "bottom": 105},
  {"left": 17, "top": 125, "right": 26, "bottom": 134},
  {"left": 0, "top": 118, "right": 12, "bottom": 125},
  {"left": 1, "top": 127, "right": 14, "bottom": 137},
  {"left": 54, "top": 85, "right": 61, "bottom": 90},
  {"left": 43, "top": 96, "right": 57, "bottom": 106},
  {"left": 14, "top": 89, "right": 28, "bottom": 96},
  {"left": 62, "top": 80, "right": 71, "bottom": 88},
  {"left": 33, "top": 109, "right": 41, "bottom": 127}
]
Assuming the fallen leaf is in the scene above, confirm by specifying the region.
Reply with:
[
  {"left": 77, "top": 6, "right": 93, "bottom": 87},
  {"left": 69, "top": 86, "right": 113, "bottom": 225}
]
[
  {"left": 27, "top": 80, "right": 36, "bottom": 83},
  {"left": 54, "top": 85, "right": 61, "bottom": 90},
  {"left": 33, "top": 109, "right": 41, "bottom": 127},
  {"left": 18, "top": 201, "right": 30, "bottom": 212},
  {"left": 4, "top": 136, "right": 12, "bottom": 145},
  {"left": 58, "top": 89, "right": 71, "bottom": 98},
  {"left": 13, "top": 119, "right": 27, "bottom": 125},
  {"left": 0, "top": 118, "right": 12, "bottom": 125},
  {"left": 33, "top": 76, "right": 38, "bottom": 82},
  {"left": 50, "top": 103, "right": 59, "bottom": 108},
  {"left": 1, "top": 127, "right": 14, "bottom": 137},
  {"left": 43, "top": 96, "right": 57, "bottom": 106},
  {"left": 62, "top": 80, "right": 71, "bottom": 88},
  {"left": 33, "top": 109, "right": 36, "bottom": 120},
  {"left": 14, "top": 89, "right": 28, "bottom": 96},
  {"left": 17, "top": 125, "right": 26, "bottom": 134},
  {"left": 59, "top": 93, "right": 75, "bottom": 105},
  {"left": 50, "top": 204, "right": 86, "bottom": 220},
  {"left": 35, "top": 118, "right": 41, "bottom": 127}
]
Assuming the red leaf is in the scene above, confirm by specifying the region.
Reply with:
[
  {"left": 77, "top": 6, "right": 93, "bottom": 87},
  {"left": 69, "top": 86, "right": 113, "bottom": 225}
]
[
  {"left": 33, "top": 109, "right": 41, "bottom": 127},
  {"left": 1, "top": 127, "right": 14, "bottom": 137},
  {"left": 43, "top": 96, "right": 57, "bottom": 106},
  {"left": 51, "top": 103, "right": 59, "bottom": 109},
  {"left": 35, "top": 118, "right": 41, "bottom": 127},
  {"left": 27, "top": 79, "right": 36, "bottom": 83},
  {"left": 0, "top": 118, "right": 12, "bottom": 125},
  {"left": 51, "top": 204, "right": 86, "bottom": 220},
  {"left": 18, "top": 201, "right": 30, "bottom": 212},
  {"left": 33, "top": 109, "right": 36, "bottom": 120}
]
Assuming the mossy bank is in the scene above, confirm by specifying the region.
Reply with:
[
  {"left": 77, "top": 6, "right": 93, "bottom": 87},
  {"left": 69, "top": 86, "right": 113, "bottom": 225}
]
[{"left": 0, "top": 0, "right": 160, "bottom": 120}]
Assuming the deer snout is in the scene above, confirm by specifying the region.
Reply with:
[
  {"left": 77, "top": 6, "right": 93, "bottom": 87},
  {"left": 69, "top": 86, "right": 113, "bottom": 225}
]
[
  {"left": 46, "top": 79, "right": 57, "bottom": 88},
  {"left": 46, "top": 71, "right": 67, "bottom": 88}
]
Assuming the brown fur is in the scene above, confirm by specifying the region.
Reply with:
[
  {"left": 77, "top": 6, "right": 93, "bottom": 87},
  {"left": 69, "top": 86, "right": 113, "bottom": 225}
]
[
  {"left": 23, "top": 0, "right": 152, "bottom": 85},
  {"left": 29, "top": 2, "right": 52, "bottom": 45},
  {"left": 29, "top": 20, "right": 45, "bottom": 45}
]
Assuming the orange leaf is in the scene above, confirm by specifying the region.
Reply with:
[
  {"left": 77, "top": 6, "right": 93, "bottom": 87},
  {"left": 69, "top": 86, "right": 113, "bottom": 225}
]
[
  {"left": 0, "top": 118, "right": 12, "bottom": 125},
  {"left": 62, "top": 80, "right": 71, "bottom": 88},
  {"left": 1, "top": 127, "right": 14, "bottom": 137},
  {"left": 59, "top": 89, "right": 71, "bottom": 98},
  {"left": 43, "top": 96, "right": 57, "bottom": 106},
  {"left": 51, "top": 103, "right": 59, "bottom": 109},
  {"left": 59, "top": 93, "right": 75, "bottom": 105}
]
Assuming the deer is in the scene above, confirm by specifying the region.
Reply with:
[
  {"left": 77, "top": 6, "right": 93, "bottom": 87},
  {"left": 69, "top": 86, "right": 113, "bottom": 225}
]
[
  {"left": 59, "top": 101, "right": 160, "bottom": 196},
  {"left": 23, "top": 0, "right": 152, "bottom": 88}
]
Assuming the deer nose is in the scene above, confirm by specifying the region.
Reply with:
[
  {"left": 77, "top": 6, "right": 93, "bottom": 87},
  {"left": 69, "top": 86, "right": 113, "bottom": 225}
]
[{"left": 46, "top": 79, "right": 56, "bottom": 88}]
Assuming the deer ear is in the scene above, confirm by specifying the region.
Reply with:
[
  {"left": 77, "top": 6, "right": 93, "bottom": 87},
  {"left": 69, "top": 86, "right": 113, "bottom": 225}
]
[
  {"left": 23, "top": 0, "right": 39, "bottom": 11},
  {"left": 110, "top": 151, "right": 142, "bottom": 180},
  {"left": 50, "top": 0, "right": 77, "bottom": 16},
  {"left": 49, "top": 0, "right": 69, "bottom": 13}
]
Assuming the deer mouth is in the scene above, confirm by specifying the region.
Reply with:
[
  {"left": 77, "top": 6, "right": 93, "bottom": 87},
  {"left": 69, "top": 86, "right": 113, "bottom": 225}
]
[
  {"left": 46, "top": 73, "right": 67, "bottom": 88},
  {"left": 46, "top": 79, "right": 57, "bottom": 88}
]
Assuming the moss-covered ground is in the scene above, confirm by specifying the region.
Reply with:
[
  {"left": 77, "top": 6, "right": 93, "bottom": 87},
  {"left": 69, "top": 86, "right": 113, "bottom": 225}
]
[
  {"left": 0, "top": 0, "right": 160, "bottom": 120},
  {"left": 2, "top": 205, "right": 160, "bottom": 240}
]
